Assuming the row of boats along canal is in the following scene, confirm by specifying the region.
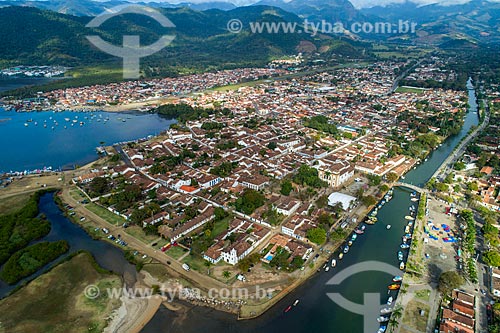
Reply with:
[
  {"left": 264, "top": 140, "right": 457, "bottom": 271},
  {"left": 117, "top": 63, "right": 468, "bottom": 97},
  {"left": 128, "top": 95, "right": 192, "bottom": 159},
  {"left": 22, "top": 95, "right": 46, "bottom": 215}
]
[{"left": 282, "top": 188, "right": 420, "bottom": 333}]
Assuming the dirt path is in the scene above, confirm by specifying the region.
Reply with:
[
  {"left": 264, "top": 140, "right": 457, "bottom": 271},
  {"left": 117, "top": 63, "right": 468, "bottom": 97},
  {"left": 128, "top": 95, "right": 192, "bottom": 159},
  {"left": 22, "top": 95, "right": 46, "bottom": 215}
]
[{"left": 60, "top": 187, "right": 228, "bottom": 293}]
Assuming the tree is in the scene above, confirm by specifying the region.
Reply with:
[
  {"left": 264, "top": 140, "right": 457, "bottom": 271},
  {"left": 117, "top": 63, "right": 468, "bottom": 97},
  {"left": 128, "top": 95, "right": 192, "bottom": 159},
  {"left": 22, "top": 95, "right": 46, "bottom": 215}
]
[
  {"left": 222, "top": 270, "right": 231, "bottom": 279},
  {"left": 484, "top": 251, "right": 500, "bottom": 267},
  {"left": 280, "top": 180, "right": 293, "bottom": 196},
  {"left": 454, "top": 162, "right": 466, "bottom": 171},
  {"left": 267, "top": 141, "right": 277, "bottom": 150},
  {"left": 379, "top": 184, "right": 390, "bottom": 193},
  {"left": 361, "top": 195, "right": 377, "bottom": 207},
  {"left": 315, "top": 195, "right": 328, "bottom": 209},
  {"left": 438, "top": 271, "right": 464, "bottom": 295},
  {"left": 307, "top": 227, "right": 327, "bottom": 245},
  {"left": 234, "top": 189, "right": 266, "bottom": 215}
]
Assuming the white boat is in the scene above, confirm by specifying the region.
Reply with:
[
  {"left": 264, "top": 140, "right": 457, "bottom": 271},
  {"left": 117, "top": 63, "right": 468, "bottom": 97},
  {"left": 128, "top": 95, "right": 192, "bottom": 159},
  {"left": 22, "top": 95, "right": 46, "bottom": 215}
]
[
  {"left": 411, "top": 198, "right": 419, "bottom": 202},
  {"left": 393, "top": 276, "right": 403, "bottom": 282},
  {"left": 325, "top": 266, "right": 330, "bottom": 272},
  {"left": 377, "top": 316, "right": 389, "bottom": 323},
  {"left": 386, "top": 296, "right": 393, "bottom": 305},
  {"left": 380, "top": 307, "right": 392, "bottom": 314},
  {"left": 405, "top": 216, "right": 414, "bottom": 220},
  {"left": 293, "top": 299, "right": 299, "bottom": 306},
  {"left": 331, "top": 259, "right": 337, "bottom": 267},
  {"left": 400, "top": 261, "right": 405, "bottom": 270},
  {"left": 386, "top": 225, "right": 391, "bottom": 230},
  {"left": 339, "top": 253, "right": 344, "bottom": 259}
]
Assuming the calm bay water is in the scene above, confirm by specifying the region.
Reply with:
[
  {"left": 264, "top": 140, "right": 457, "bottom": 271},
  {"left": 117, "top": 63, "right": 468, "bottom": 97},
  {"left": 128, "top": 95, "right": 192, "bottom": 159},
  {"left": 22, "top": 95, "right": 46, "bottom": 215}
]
[{"left": 0, "top": 108, "right": 175, "bottom": 172}]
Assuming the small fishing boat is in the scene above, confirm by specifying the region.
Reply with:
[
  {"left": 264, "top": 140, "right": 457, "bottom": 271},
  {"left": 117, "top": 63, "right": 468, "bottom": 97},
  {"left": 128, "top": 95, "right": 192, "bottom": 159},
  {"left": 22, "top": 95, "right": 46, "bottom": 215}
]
[
  {"left": 405, "top": 216, "right": 414, "bottom": 220},
  {"left": 380, "top": 307, "right": 392, "bottom": 314},
  {"left": 378, "top": 325, "right": 387, "bottom": 333},
  {"left": 343, "top": 245, "right": 350, "bottom": 254},
  {"left": 388, "top": 284, "right": 401, "bottom": 290},
  {"left": 386, "top": 225, "right": 391, "bottom": 230},
  {"left": 348, "top": 240, "right": 353, "bottom": 246},
  {"left": 325, "top": 266, "right": 330, "bottom": 272},
  {"left": 338, "top": 253, "right": 344, "bottom": 259},
  {"left": 293, "top": 299, "right": 299, "bottom": 306},
  {"left": 386, "top": 296, "right": 393, "bottom": 305},
  {"left": 393, "top": 276, "right": 403, "bottom": 282},
  {"left": 284, "top": 305, "right": 292, "bottom": 313},
  {"left": 400, "top": 244, "right": 410, "bottom": 249},
  {"left": 354, "top": 228, "right": 365, "bottom": 235},
  {"left": 411, "top": 198, "right": 419, "bottom": 202},
  {"left": 331, "top": 259, "right": 337, "bottom": 267},
  {"left": 377, "top": 316, "right": 389, "bottom": 323},
  {"left": 351, "top": 234, "right": 358, "bottom": 241},
  {"left": 398, "top": 251, "right": 404, "bottom": 261},
  {"left": 400, "top": 261, "right": 405, "bottom": 270}
]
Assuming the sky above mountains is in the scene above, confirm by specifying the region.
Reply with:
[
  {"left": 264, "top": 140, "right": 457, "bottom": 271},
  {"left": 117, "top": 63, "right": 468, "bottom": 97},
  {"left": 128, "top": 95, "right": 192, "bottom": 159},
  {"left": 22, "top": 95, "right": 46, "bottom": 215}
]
[{"left": 10, "top": 0, "right": 500, "bottom": 8}]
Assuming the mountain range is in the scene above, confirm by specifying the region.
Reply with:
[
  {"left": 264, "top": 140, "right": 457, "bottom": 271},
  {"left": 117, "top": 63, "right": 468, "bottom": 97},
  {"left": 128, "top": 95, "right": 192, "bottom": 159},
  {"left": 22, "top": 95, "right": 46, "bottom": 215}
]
[
  {"left": 0, "top": 4, "right": 361, "bottom": 72},
  {"left": 1, "top": 0, "right": 499, "bottom": 45}
]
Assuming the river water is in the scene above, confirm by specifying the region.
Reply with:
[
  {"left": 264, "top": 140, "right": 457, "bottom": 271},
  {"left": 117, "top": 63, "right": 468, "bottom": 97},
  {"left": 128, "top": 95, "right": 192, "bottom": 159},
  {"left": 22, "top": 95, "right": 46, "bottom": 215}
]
[
  {"left": 141, "top": 80, "right": 479, "bottom": 333},
  {"left": 0, "top": 192, "right": 137, "bottom": 298}
]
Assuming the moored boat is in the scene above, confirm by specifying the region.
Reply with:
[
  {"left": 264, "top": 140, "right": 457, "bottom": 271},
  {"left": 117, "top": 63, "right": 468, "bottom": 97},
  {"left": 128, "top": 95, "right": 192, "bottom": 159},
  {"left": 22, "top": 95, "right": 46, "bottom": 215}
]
[
  {"left": 386, "top": 225, "right": 391, "bottom": 230},
  {"left": 343, "top": 245, "right": 350, "bottom": 254},
  {"left": 377, "top": 316, "right": 389, "bottom": 323},
  {"left": 380, "top": 307, "right": 392, "bottom": 314},
  {"left": 284, "top": 305, "right": 292, "bottom": 313},
  {"left": 405, "top": 216, "right": 414, "bottom": 220},
  {"left": 338, "top": 253, "right": 344, "bottom": 259},
  {"left": 400, "top": 244, "right": 410, "bottom": 249},
  {"left": 400, "top": 261, "right": 405, "bottom": 270},
  {"left": 331, "top": 259, "right": 336, "bottom": 267},
  {"left": 393, "top": 276, "right": 403, "bottom": 282},
  {"left": 388, "top": 284, "right": 401, "bottom": 290},
  {"left": 398, "top": 251, "right": 404, "bottom": 261},
  {"left": 386, "top": 296, "right": 393, "bottom": 305},
  {"left": 293, "top": 299, "right": 299, "bottom": 306}
]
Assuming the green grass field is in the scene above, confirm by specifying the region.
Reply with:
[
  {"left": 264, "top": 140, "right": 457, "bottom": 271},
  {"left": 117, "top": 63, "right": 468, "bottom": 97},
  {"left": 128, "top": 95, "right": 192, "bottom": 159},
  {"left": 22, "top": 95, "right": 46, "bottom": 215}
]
[
  {"left": 165, "top": 246, "right": 188, "bottom": 260},
  {"left": 0, "top": 193, "right": 32, "bottom": 215},
  {"left": 0, "top": 252, "right": 121, "bottom": 333},
  {"left": 125, "top": 225, "right": 158, "bottom": 244},
  {"left": 85, "top": 203, "right": 126, "bottom": 226},
  {"left": 396, "top": 86, "right": 426, "bottom": 94}
]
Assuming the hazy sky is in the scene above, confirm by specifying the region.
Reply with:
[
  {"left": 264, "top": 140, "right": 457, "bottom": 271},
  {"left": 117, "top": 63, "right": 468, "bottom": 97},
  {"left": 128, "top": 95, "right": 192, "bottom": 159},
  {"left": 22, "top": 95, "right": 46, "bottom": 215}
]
[{"left": 126, "top": 0, "right": 500, "bottom": 8}]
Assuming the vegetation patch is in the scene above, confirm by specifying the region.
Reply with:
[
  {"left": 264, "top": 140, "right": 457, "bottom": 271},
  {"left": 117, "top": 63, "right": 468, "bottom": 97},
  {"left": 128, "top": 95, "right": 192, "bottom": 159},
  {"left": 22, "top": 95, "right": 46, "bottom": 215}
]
[
  {"left": 0, "top": 252, "right": 121, "bottom": 333},
  {"left": 0, "top": 240, "right": 69, "bottom": 284},
  {"left": 0, "top": 191, "right": 51, "bottom": 265}
]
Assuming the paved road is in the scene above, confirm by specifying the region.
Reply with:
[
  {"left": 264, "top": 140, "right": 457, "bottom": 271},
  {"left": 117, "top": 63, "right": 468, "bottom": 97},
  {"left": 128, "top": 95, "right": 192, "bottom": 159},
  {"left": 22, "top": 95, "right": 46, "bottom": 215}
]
[{"left": 432, "top": 99, "right": 490, "bottom": 181}]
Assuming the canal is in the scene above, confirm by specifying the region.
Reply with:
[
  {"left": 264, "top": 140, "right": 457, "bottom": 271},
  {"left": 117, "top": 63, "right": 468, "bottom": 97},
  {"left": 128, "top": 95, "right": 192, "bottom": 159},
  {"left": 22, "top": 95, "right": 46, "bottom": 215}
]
[
  {"left": 0, "top": 192, "right": 137, "bottom": 298},
  {"left": 141, "top": 81, "right": 479, "bottom": 333}
]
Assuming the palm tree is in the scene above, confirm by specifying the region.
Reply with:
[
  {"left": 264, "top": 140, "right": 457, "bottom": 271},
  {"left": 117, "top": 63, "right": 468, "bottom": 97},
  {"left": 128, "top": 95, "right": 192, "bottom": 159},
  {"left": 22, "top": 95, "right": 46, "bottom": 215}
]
[
  {"left": 222, "top": 270, "right": 231, "bottom": 279},
  {"left": 392, "top": 306, "right": 403, "bottom": 320},
  {"left": 388, "top": 317, "right": 400, "bottom": 333}
]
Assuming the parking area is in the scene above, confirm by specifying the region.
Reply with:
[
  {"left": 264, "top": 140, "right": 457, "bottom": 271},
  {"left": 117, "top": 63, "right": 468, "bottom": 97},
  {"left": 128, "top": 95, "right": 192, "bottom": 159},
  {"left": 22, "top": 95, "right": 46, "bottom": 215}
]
[{"left": 421, "top": 197, "right": 461, "bottom": 282}]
